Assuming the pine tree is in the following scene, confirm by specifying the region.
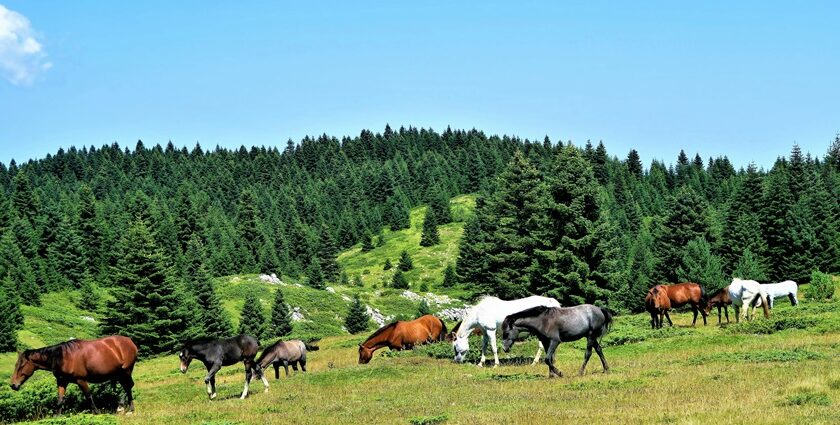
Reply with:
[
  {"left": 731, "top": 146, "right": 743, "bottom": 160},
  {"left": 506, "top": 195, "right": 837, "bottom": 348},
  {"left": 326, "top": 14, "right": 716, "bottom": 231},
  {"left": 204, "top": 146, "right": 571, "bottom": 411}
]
[
  {"left": 353, "top": 275, "right": 363, "bottom": 287},
  {"left": 360, "top": 233, "right": 374, "bottom": 252},
  {"left": 339, "top": 270, "right": 350, "bottom": 286},
  {"left": 441, "top": 264, "right": 457, "bottom": 288},
  {"left": 391, "top": 269, "right": 409, "bottom": 289},
  {"left": 456, "top": 198, "right": 493, "bottom": 288},
  {"left": 385, "top": 195, "right": 411, "bottom": 231},
  {"left": 100, "top": 219, "right": 190, "bottom": 356},
  {"left": 77, "top": 184, "right": 103, "bottom": 276},
  {"left": 0, "top": 230, "right": 40, "bottom": 305},
  {"left": 191, "top": 261, "right": 233, "bottom": 339},
  {"left": 416, "top": 299, "right": 431, "bottom": 318},
  {"left": 306, "top": 257, "right": 326, "bottom": 289},
  {"left": 676, "top": 237, "right": 726, "bottom": 292},
  {"left": 383, "top": 258, "right": 393, "bottom": 270},
  {"left": 11, "top": 171, "right": 40, "bottom": 223},
  {"left": 0, "top": 278, "right": 22, "bottom": 352},
  {"left": 732, "top": 248, "right": 769, "bottom": 282},
  {"left": 419, "top": 209, "right": 440, "bottom": 246},
  {"left": 428, "top": 189, "right": 452, "bottom": 224},
  {"left": 653, "top": 186, "right": 711, "bottom": 283},
  {"left": 626, "top": 149, "right": 643, "bottom": 178},
  {"left": 257, "top": 235, "right": 282, "bottom": 275},
  {"left": 238, "top": 291, "right": 267, "bottom": 339},
  {"left": 721, "top": 164, "right": 767, "bottom": 273},
  {"left": 237, "top": 189, "right": 262, "bottom": 269},
  {"left": 76, "top": 277, "right": 101, "bottom": 311},
  {"left": 317, "top": 225, "right": 341, "bottom": 282},
  {"left": 761, "top": 165, "right": 794, "bottom": 280},
  {"left": 268, "top": 288, "right": 293, "bottom": 338},
  {"left": 781, "top": 198, "right": 818, "bottom": 282},
  {"left": 397, "top": 250, "right": 413, "bottom": 271},
  {"left": 345, "top": 295, "right": 370, "bottom": 334},
  {"left": 50, "top": 211, "right": 87, "bottom": 288}
]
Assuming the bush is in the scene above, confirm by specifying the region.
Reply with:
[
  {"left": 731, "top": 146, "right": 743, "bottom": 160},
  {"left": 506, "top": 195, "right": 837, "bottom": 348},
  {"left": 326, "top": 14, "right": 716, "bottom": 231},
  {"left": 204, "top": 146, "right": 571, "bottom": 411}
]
[
  {"left": 805, "top": 271, "right": 835, "bottom": 301},
  {"left": 0, "top": 378, "right": 124, "bottom": 423}
]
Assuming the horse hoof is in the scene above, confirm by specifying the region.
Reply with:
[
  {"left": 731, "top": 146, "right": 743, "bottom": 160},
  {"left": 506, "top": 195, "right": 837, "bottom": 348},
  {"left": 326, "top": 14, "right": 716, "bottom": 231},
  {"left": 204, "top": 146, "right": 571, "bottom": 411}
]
[
  {"left": 477, "top": 363, "right": 484, "bottom": 368},
  {"left": 493, "top": 364, "right": 499, "bottom": 369},
  {"left": 209, "top": 393, "right": 217, "bottom": 400}
]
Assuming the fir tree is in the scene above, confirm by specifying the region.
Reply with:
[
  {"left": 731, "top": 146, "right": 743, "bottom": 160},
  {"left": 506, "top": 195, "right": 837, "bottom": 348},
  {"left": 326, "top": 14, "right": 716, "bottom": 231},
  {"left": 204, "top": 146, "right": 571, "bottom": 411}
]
[
  {"left": 428, "top": 189, "right": 452, "bottom": 224},
  {"left": 626, "top": 149, "right": 643, "bottom": 178},
  {"left": 441, "top": 264, "right": 457, "bottom": 288},
  {"left": 306, "top": 257, "right": 326, "bottom": 289},
  {"left": 76, "top": 277, "right": 101, "bottom": 311},
  {"left": 732, "top": 248, "right": 769, "bottom": 282},
  {"left": 385, "top": 195, "right": 411, "bottom": 231},
  {"left": 100, "top": 219, "right": 190, "bottom": 356},
  {"left": 77, "top": 184, "right": 103, "bottom": 275},
  {"left": 761, "top": 165, "right": 794, "bottom": 280},
  {"left": 238, "top": 291, "right": 267, "bottom": 339},
  {"left": 237, "top": 189, "right": 262, "bottom": 269},
  {"left": 353, "top": 275, "right": 363, "bottom": 287},
  {"left": 191, "top": 261, "right": 233, "bottom": 339},
  {"left": 317, "top": 225, "right": 341, "bottom": 282},
  {"left": 653, "top": 187, "right": 711, "bottom": 283},
  {"left": 383, "top": 258, "right": 393, "bottom": 270},
  {"left": 360, "top": 233, "right": 374, "bottom": 252},
  {"left": 0, "top": 230, "right": 39, "bottom": 305},
  {"left": 339, "top": 270, "right": 349, "bottom": 286},
  {"left": 397, "top": 250, "right": 414, "bottom": 271},
  {"left": 419, "top": 209, "right": 440, "bottom": 246},
  {"left": 0, "top": 279, "right": 20, "bottom": 352},
  {"left": 676, "top": 237, "right": 726, "bottom": 292},
  {"left": 416, "top": 299, "right": 431, "bottom": 318},
  {"left": 391, "top": 269, "right": 409, "bottom": 289},
  {"left": 50, "top": 211, "right": 87, "bottom": 288},
  {"left": 268, "top": 288, "right": 293, "bottom": 338},
  {"left": 781, "top": 198, "right": 818, "bottom": 282},
  {"left": 345, "top": 295, "right": 371, "bottom": 334}
]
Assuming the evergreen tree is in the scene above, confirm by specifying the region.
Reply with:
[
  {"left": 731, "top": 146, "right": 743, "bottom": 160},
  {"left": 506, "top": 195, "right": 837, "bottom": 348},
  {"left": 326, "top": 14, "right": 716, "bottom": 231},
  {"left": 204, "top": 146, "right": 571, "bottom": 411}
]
[
  {"left": 100, "top": 219, "right": 190, "bottom": 356},
  {"left": 761, "top": 165, "right": 794, "bottom": 280},
  {"left": 391, "top": 269, "right": 409, "bottom": 289},
  {"left": 339, "top": 270, "right": 349, "bottom": 286},
  {"left": 257, "top": 235, "right": 282, "bottom": 275},
  {"left": 441, "top": 264, "right": 457, "bottom": 288},
  {"left": 360, "top": 233, "right": 374, "bottom": 252},
  {"left": 383, "top": 258, "right": 393, "bottom": 270},
  {"left": 238, "top": 291, "right": 267, "bottom": 339},
  {"left": 11, "top": 170, "right": 40, "bottom": 223},
  {"left": 0, "top": 279, "right": 20, "bottom": 352},
  {"left": 345, "top": 295, "right": 370, "bottom": 334},
  {"left": 416, "top": 299, "right": 431, "bottom": 318},
  {"left": 77, "top": 184, "right": 103, "bottom": 275},
  {"left": 268, "top": 288, "right": 293, "bottom": 338},
  {"left": 456, "top": 198, "right": 493, "bottom": 288},
  {"left": 732, "top": 248, "right": 769, "bottom": 282},
  {"left": 626, "top": 149, "right": 643, "bottom": 178},
  {"left": 317, "top": 225, "right": 341, "bottom": 282},
  {"left": 191, "top": 261, "right": 234, "bottom": 339},
  {"left": 419, "top": 209, "right": 440, "bottom": 246},
  {"left": 306, "top": 257, "right": 326, "bottom": 289},
  {"left": 676, "top": 237, "right": 726, "bottom": 292},
  {"left": 237, "top": 189, "right": 262, "bottom": 270},
  {"left": 50, "top": 211, "right": 87, "bottom": 288},
  {"left": 385, "top": 195, "right": 411, "bottom": 231},
  {"left": 653, "top": 187, "right": 711, "bottom": 283},
  {"left": 428, "top": 189, "right": 452, "bottom": 224},
  {"left": 0, "top": 230, "right": 39, "bottom": 305},
  {"left": 721, "top": 164, "right": 767, "bottom": 273},
  {"left": 781, "top": 198, "right": 818, "bottom": 282},
  {"left": 353, "top": 275, "right": 363, "bottom": 287},
  {"left": 397, "top": 250, "right": 414, "bottom": 271},
  {"left": 76, "top": 277, "right": 101, "bottom": 311}
]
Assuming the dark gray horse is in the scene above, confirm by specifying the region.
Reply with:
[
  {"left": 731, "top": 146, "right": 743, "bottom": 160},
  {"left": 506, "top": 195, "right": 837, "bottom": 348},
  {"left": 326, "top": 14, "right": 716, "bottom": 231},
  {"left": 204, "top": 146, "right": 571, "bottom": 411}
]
[
  {"left": 178, "top": 335, "right": 267, "bottom": 399},
  {"left": 502, "top": 305, "right": 612, "bottom": 378}
]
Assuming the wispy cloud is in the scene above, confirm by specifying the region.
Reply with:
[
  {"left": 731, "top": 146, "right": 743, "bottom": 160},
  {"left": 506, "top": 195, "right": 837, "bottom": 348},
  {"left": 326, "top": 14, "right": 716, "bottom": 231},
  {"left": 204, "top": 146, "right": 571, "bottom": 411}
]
[{"left": 0, "top": 4, "right": 51, "bottom": 85}]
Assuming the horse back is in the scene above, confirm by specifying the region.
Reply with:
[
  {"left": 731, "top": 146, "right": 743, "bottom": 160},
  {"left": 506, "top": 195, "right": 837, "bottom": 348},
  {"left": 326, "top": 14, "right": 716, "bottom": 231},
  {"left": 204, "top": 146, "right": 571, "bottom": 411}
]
[
  {"left": 665, "top": 283, "right": 702, "bottom": 307},
  {"left": 63, "top": 335, "right": 137, "bottom": 380}
]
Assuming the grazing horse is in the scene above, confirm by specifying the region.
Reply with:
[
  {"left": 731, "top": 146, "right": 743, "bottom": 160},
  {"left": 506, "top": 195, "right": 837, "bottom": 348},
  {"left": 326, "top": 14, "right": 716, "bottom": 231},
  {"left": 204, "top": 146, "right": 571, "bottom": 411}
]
[
  {"left": 358, "top": 315, "right": 446, "bottom": 364},
  {"left": 179, "top": 335, "right": 267, "bottom": 399},
  {"left": 9, "top": 335, "right": 137, "bottom": 414},
  {"left": 758, "top": 280, "right": 799, "bottom": 309},
  {"left": 727, "top": 278, "right": 770, "bottom": 322},
  {"left": 452, "top": 296, "right": 560, "bottom": 367},
  {"left": 652, "top": 282, "right": 708, "bottom": 326},
  {"left": 645, "top": 285, "right": 672, "bottom": 329},
  {"left": 703, "top": 287, "right": 732, "bottom": 324},
  {"left": 502, "top": 305, "right": 612, "bottom": 378},
  {"left": 257, "top": 340, "right": 319, "bottom": 378}
]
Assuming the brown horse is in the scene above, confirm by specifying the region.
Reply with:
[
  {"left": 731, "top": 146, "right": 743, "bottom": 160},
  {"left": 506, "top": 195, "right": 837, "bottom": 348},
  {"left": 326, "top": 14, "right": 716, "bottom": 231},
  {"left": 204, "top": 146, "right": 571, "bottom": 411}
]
[
  {"left": 652, "top": 282, "right": 708, "bottom": 326},
  {"left": 703, "top": 287, "right": 732, "bottom": 324},
  {"left": 358, "top": 315, "right": 447, "bottom": 364},
  {"left": 445, "top": 320, "right": 482, "bottom": 341},
  {"left": 10, "top": 335, "right": 138, "bottom": 414},
  {"left": 645, "top": 285, "right": 672, "bottom": 329}
]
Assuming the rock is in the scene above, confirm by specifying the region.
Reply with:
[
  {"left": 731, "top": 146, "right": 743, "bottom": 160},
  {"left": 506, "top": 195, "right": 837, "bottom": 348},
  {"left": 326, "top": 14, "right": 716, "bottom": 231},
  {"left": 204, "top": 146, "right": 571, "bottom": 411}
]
[
  {"left": 437, "top": 307, "right": 471, "bottom": 322},
  {"left": 80, "top": 316, "right": 96, "bottom": 322},
  {"left": 400, "top": 290, "right": 454, "bottom": 306},
  {"left": 341, "top": 295, "right": 352, "bottom": 302},
  {"left": 291, "top": 307, "right": 306, "bottom": 322},
  {"left": 326, "top": 287, "right": 336, "bottom": 293},
  {"left": 401, "top": 290, "right": 422, "bottom": 301},
  {"left": 259, "top": 273, "right": 283, "bottom": 285},
  {"left": 365, "top": 305, "right": 394, "bottom": 327}
]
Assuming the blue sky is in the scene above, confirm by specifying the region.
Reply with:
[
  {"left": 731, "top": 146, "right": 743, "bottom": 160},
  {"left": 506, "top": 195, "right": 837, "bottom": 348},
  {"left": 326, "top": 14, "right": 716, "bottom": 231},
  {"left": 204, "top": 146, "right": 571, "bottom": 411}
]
[{"left": 1, "top": 1, "right": 838, "bottom": 168}]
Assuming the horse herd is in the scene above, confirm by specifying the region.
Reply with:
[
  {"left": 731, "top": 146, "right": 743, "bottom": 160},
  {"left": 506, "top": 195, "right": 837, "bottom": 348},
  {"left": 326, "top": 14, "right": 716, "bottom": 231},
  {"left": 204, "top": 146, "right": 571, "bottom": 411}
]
[{"left": 7, "top": 278, "right": 799, "bottom": 415}]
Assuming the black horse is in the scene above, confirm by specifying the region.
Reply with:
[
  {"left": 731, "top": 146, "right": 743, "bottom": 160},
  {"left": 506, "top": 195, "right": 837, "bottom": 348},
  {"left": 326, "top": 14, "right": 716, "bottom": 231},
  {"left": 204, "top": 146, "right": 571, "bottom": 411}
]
[
  {"left": 178, "top": 335, "right": 267, "bottom": 399},
  {"left": 502, "top": 305, "right": 612, "bottom": 378}
]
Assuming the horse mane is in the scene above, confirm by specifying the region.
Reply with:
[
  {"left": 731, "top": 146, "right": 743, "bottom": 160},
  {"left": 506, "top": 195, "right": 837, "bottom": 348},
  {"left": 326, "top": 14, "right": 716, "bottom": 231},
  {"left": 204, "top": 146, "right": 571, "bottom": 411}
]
[
  {"left": 363, "top": 321, "right": 398, "bottom": 345},
  {"left": 502, "top": 305, "right": 552, "bottom": 329},
  {"left": 26, "top": 339, "right": 81, "bottom": 369}
]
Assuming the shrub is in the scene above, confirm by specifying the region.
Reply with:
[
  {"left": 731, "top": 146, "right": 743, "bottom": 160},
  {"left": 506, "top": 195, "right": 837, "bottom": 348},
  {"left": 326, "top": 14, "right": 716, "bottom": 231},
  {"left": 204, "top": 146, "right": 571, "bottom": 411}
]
[
  {"left": 409, "top": 414, "right": 448, "bottom": 425},
  {"left": 805, "top": 271, "right": 835, "bottom": 301},
  {"left": 781, "top": 390, "right": 831, "bottom": 406}
]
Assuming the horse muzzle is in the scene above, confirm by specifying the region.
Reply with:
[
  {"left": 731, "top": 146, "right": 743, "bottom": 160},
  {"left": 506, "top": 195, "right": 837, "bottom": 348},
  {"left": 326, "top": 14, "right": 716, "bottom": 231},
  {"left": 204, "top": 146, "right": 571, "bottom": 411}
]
[
  {"left": 179, "top": 366, "right": 188, "bottom": 374},
  {"left": 10, "top": 384, "right": 20, "bottom": 391}
]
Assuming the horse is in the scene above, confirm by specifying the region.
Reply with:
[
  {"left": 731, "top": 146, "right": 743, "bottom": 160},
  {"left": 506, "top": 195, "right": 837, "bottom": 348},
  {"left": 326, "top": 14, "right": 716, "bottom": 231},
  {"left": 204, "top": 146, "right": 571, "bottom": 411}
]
[
  {"left": 502, "top": 305, "right": 612, "bottom": 378},
  {"left": 651, "top": 282, "right": 708, "bottom": 326},
  {"left": 645, "top": 285, "right": 672, "bottom": 329},
  {"left": 178, "top": 334, "right": 267, "bottom": 400},
  {"left": 9, "top": 335, "right": 138, "bottom": 414},
  {"left": 758, "top": 280, "right": 799, "bottom": 309},
  {"left": 452, "top": 296, "right": 560, "bottom": 367},
  {"left": 727, "top": 278, "right": 770, "bottom": 322},
  {"left": 358, "top": 315, "right": 446, "bottom": 364},
  {"left": 257, "top": 339, "right": 319, "bottom": 378},
  {"left": 703, "top": 287, "right": 732, "bottom": 324}
]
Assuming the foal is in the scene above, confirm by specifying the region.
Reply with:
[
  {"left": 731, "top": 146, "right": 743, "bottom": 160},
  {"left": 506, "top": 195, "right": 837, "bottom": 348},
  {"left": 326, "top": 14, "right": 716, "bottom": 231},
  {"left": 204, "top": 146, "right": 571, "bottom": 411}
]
[
  {"left": 179, "top": 335, "right": 267, "bottom": 399},
  {"left": 703, "top": 287, "right": 732, "bottom": 324}
]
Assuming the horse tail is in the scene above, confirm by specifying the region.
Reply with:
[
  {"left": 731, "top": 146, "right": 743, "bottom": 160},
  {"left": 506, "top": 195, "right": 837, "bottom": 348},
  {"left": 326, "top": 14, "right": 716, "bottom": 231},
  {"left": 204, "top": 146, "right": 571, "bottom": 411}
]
[
  {"left": 304, "top": 343, "right": 320, "bottom": 352},
  {"left": 700, "top": 285, "right": 708, "bottom": 307},
  {"left": 437, "top": 317, "right": 448, "bottom": 342},
  {"left": 598, "top": 307, "right": 613, "bottom": 338},
  {"left": 758, "top": 292, "right": 770, "bottom": 319}
]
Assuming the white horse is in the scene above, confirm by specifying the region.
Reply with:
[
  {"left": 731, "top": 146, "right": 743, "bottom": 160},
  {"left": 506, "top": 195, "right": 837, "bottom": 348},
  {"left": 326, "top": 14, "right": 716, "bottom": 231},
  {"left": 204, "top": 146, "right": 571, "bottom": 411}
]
[
  {"left": 453, "top": 295, "right": 560, "bottom": 367},
  {"left": 727, "top": 278, "right": 770, "bottom": 322},
  {"left": 757, "top": 280, "right": 799, "bottom": 309}
]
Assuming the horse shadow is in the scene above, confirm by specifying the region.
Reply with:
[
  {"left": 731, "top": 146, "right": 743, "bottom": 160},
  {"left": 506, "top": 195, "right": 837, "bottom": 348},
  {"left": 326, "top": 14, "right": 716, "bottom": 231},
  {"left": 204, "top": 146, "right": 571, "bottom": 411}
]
[{"left": 496, "top": 356, "right": 534, "bottom": 366}]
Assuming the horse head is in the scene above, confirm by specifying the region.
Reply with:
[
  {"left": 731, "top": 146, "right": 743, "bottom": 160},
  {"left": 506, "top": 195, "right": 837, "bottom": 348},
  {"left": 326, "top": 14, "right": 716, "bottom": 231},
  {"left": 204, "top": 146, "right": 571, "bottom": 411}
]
[
  {"left": 10, "top": 351, "right": 37, "bottom": 391},
  {"left": 501, "top": 321, "right": 519, "bottom": 353},
  {"left": 178, "top": 347, "right": 194, "bottom": 373},
  {"left": 452, "top": 335, "right": 469, "bottom": 363},
  {"left": 358, "top": 344, "right": 375, "bottom": 364}
]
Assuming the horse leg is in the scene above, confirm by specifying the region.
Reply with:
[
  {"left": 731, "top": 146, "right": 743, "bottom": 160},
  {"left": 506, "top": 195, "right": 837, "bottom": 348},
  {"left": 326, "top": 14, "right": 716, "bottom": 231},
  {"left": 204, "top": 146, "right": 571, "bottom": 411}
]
[
  {"left": 717, "top": 306, "right": 722, "bottom": 325},
  {"left": 691, "top": 306, "right": 698, "bottom": 326},
  {"left": 700, "top": 304, "right": 707, "bottom": 326},
  {"left": 274, "top": 363, "right": 280, "bottom": 379},
  {"left": 733, "top": 305, "right": 740, "bottom": 323},
  {"left": 544, "top": 340, "right": 562, "bottom": 378},
  {"left": 56, "top": 379, "right": 68, "bottom": 415},
  {"left": 664, "top": 311, "right": 673, "bottom": 327},
  {"left": 579, "top": 338, "right": 594, "bottom": 376},
  {"left": 119, "top": 375, "right": 135, "bottom": 413},
  {"left": 790, "top": 293, "right": 798, "bottom": 306},
  {"left": 488, "top": 332, "right": 500, "bottom": 368},
  {"left": 299, "top": 358, "right": 307, "bottom": 372},
  {"left": 724, "top": 306, "right": 729, "bottom": 323},
  {"left": 77, "top": 380, "right": 99, "bottom": 414},
  {"left": 205, "top": 363, "right": 221, "bottom": 399},
  {"left": 767, "top": 296, "right": 774, "bottom": 310},
  {"left": 532, "top": 341, "right": 544, "bottom": 366},
  {"left": 241, "top": 360, "right": 254, "bottom": 399},
  {"left": 594, "top": 340, "right": 609, "bottom": 373},
  {"left": 478, "top": 333, "right": 489, "bottom": 367},
  {"left": 255, "top": 362, "right": 269, "bottom": 393}
]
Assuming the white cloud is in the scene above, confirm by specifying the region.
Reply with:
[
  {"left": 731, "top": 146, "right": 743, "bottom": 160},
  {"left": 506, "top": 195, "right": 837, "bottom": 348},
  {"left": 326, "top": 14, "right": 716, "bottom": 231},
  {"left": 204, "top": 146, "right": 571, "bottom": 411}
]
[{"left": 0, "top": 4, "right": 51, "bottom": 85}]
